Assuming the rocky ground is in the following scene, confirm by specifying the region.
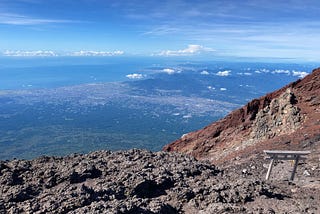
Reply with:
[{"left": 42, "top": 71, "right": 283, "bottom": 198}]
[{"left": 1, "top": 149, "right": 319, "bottom": 213}]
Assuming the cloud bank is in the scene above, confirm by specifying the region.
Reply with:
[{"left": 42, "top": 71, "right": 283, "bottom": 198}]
[
  {"left": 216, "top": 70, "right": 231, "bottom": 76},
  {"left": 292, "top": 71, "right": 308, "bottom": 78},
  {"left": 69, "top": 50, "right": 124, "bottom": 56},
  {"left": 3, "top": 50, "right": 58, "bottom": 57},
  {"left": 2, "top": 50, "right": 125, "bottom": 57},
  {"left": 157, "top": 45, "right": 214, "bottom": 56},
  {"left": 254, "top": 68, "right": 309, "bottom": 78},
  {"left": 161, "top": 68, "right": 181, "bottom": 75},
  {"left": 200, "top": 70, "right": 209, "bottom": 75},
  {"left": 126, "top": 73, "right": 145, "bottom": 79},
  {"left": 272, "top": 69, "right": 290, "bottom": 75}
]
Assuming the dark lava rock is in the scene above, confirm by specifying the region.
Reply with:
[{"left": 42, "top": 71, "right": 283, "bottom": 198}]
[
  {"left": 0, "top": 149, "right": 319, "bottom": 213},
  {"left": 132, "top": 180, "right": 167, "bottom": 198}
]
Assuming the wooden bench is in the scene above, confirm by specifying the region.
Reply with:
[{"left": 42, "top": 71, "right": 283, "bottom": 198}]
[{"left": 264, "top": 150, "right": 311, "bottom": 181}]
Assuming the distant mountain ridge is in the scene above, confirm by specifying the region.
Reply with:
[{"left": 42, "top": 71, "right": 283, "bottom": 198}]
[{"left": 163, "top": 68, "right": 320, "bottom": 164}]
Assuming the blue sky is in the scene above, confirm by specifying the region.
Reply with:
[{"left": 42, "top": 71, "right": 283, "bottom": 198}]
[{"left": 1, "top": 0, "right": 320, "bottom": 61}]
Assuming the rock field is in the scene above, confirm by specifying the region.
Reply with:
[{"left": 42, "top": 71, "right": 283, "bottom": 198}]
[{"left": 1, "top": 149, "right": 319, "bottom": 213}]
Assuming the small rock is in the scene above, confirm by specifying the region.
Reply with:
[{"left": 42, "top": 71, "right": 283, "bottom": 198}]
[
  {"left": 291, "top": 188, "right": 298, "bottom": 193},
  {"left": 303, "top": 170, "right": 311, "bottom": 177},
  {"left": 267, "top": 208, "right": 276, "bottom": 214}
]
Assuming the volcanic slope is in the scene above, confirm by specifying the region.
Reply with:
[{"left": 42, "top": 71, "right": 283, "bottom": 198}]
[{"left": 164, "top": 68, "right": 320, "bottom": 165}]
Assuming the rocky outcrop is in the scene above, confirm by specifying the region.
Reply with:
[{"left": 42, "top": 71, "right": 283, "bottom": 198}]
[
  {"left": 164, "top": 68, "right": 320, "bottom": 164},
  {"left": 250, "top": 88, "right": 301, "bottom": 140},
  {"left": 1, "top": 149, "right": 319, "bottom": 213}
]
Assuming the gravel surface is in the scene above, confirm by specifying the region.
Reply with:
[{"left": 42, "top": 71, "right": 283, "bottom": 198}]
[{"left": 1, "top": 149, "right": 319, "bottom": 213}]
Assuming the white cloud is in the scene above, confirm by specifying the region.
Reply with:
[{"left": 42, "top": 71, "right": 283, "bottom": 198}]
[
  {"left": 237, "top": 72, "right": 252, "bottom": 76},
  {"left": 3, "top": 50, "right": 57, "bottom": 57},
  {"left": 157, "top": 44, "right": 214, "bottom": 56},
  {"left": 143, "top": 25, "right": 180, "bottom": 36},
  {"left": 162, "top": 68, "right": 180, "bottom": 75},
  {"left": 272, "top": 69, "right": 290, "bottom": 75},
  {"left": 200, "top": 70, "right": 209, "bottom": 75},
  {"left": 183, "top": 114, "right": 192, "bottom": 119},
  {"left": 254, "top": 69, "right": 308, "bottom": 78},
  {"left": 0, "top": 12, "right": 71, "bottom": 25},
  {"left": 255, "top": 68, "right": 270, "bottom": 73},
  {"left": 2, "top": 50, "right": 126, "bottom": 57},
  {"left": 126, "top": 73, "right": 145, "bottom": 79},
  {"left": 216, "top": 70, "right": 231, "bottom": 76},
  {"left": 292, "top": 71, "right": 308, "bottom": 78},
  {"left": 220, "top": 88, "right": 227, "bottom": 91},
  {"left": 69, "top": 50, "right": 124, "bottom": 56}
]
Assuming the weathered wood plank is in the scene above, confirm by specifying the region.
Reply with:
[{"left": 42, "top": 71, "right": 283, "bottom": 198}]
[
  {"left": 263, "top": 150, "right": 310, "bottom": 181},
  {"left": 264, "top": 150, "right": 311, "bottom": 155},
  {"left": 266, "top": 157, "right": 307, "bottom": 161},
  {"left": 290, "top": 156, "right": 300, "bottom": 181},
  {"left": 266, "top": 158, "right": 274, "bottom": 180}
]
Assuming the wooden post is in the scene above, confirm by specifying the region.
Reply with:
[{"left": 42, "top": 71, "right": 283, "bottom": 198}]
[
  {"left": 264, "top": 150, "right": 310, "bottom": 181},
  {"left": 290, "top": 156, "right": 300, "bottom": 181},
  {"left": 266, "top": 158, "right": 274, "bottom": 180}
]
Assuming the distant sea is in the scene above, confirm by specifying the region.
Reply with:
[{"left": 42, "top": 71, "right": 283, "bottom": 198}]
[
  {"left": 0, "top": 56, "right": 317, "bottom": 90},
  {"left": 0, "top": 56, "right": 176, "bottom": 90}
]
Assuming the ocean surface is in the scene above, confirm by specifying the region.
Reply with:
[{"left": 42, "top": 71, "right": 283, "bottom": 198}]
[{"left": 0, "top": 56, "right": 175, "bottom": 90}]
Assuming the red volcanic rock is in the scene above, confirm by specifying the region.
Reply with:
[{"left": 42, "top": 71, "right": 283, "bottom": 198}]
[{"left": 163, "top": 68, "right": 320, "bottom": 164}]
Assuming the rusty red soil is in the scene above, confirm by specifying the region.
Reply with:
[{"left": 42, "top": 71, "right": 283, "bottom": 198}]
[{"left": 163, "top": 68, "right": 320, "bottom": 165}]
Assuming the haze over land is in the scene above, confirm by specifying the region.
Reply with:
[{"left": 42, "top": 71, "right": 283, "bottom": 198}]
[
  {"left": 1, "top": 0, "right": 320, "bottom": 159},
  {"left": 1, "top": 1, "right": 320, "bottom": 159},
  {"left": 0, "top": 59, "right": 315, "bottom": 159}
]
